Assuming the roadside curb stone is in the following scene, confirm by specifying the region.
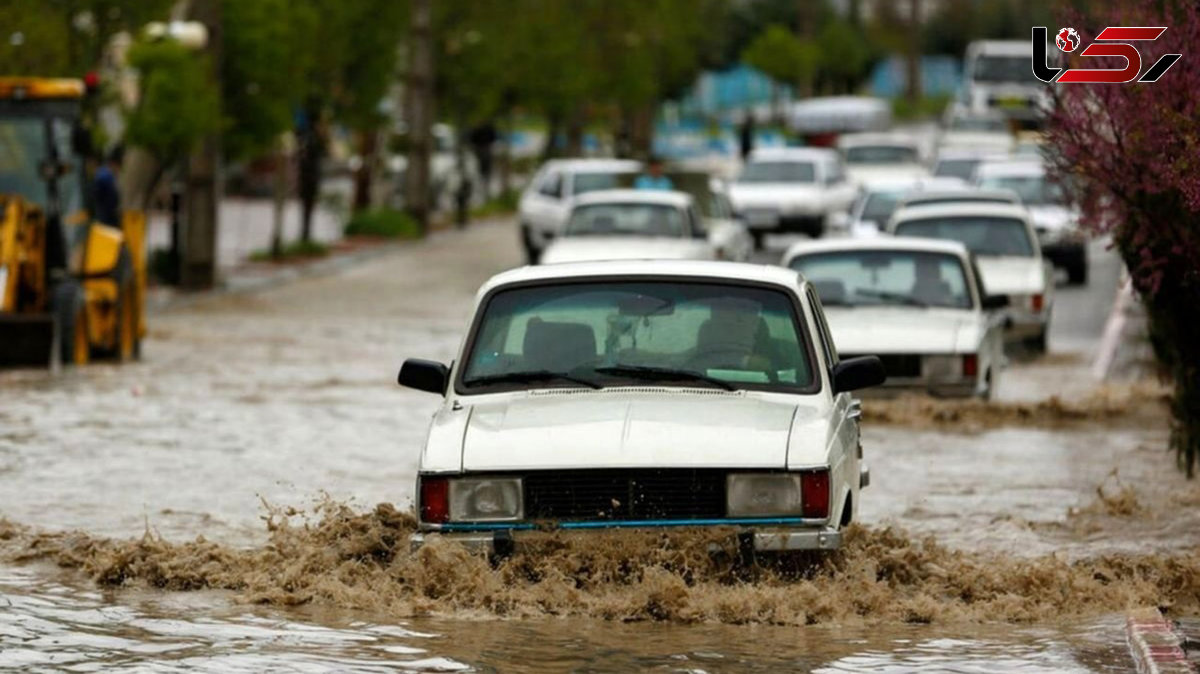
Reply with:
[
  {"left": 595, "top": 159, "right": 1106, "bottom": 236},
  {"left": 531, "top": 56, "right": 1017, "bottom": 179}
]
[{"left": 1127, "top": 608, "right": 1195, "bottom": 674}]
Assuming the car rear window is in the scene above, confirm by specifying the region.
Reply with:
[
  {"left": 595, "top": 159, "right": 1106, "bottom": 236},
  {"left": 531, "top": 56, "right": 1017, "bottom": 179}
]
[{"left": 894, "top": 216, "right": 1034, "bottom": 257}]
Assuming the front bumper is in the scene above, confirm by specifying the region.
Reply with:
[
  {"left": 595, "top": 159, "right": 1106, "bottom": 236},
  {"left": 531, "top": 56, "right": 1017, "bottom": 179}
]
[{"left": 411, "top": 525, "right": 842, "bottom": 553}]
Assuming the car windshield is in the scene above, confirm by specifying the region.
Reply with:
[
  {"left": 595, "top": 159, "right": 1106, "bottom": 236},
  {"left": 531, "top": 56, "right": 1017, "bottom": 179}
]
[
  {"left": 461, "top": 281, "right": 815, "bottom": 392},
  {"left": 845, "top": 145, "right": 917, "bottom": 164},
  {"left": 861, "top": 189, "right": 908, "bottom": 223},
  {"left": 0, "top": 117, "right": 82, "bottom": 213},
  {"left": 972, "top": 54, "right": 1033, "bottom": 83},
  {"left": 565, "top": 203, "right": 686, "bottom": 238},
  {"left": 791, "top": 250, "right": 972, "bottom": 310},
  {"left": 933, "top": 158, "right": 981, "bottom": 180},
  {"left": 977, "top": 174, "right": 1063, "bottom": 205},
  {"left": 949, "top": 116, "right": 1008, "bottom": 132},
  {"left": 572, "top": 172, "right": 629, "bottom": 196},
  {"left": 738, "top": 161, "right": 815, "bottom": 184},
  {"left": 906, "top": 194, "right": 1018, "bottom": 208},
  {"left": 895, "top": 216, "right": 1034, "bottom": 257}
]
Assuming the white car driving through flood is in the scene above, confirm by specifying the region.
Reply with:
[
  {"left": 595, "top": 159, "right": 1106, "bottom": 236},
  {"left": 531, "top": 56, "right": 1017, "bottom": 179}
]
[
  {"left": 540, "top": 190, "right": 751, "bottom": 264},
  {"left": 398, "top": 261, "right": 886, "bottom": 554},
  {"left": 836, "top": 132, "right": 930, "bottom": 184},
  {"left": 728, "top": 147, "right": 856, "bottom": 248},
  {"left": 783, "top": 238, "right": 1008, "bottom": 399},
  {"left": 519, "top": 159, "right": 642, "bottom": 263},
  {"left": 888, "top": 202, "right": 1054, "bottom": 352}
]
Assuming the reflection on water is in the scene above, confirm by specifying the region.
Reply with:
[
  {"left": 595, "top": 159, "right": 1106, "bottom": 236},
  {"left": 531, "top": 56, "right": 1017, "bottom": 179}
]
[{"left": 0, "top": 564, "right": 1136, "bottom": 673}]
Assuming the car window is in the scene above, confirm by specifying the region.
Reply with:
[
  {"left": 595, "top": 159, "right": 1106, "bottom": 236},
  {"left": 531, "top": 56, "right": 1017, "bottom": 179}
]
[
  {"left": 861, "top": 189, "right": 907, "bottom": 223},
  {"left": 571, "top": 172, "right": 627, "bottom": 196},
  {"left": 565, "top": 203, "right": 685, "bottom": 238},
  {"left": 790, "top": 250, "right": 973, "bottom": 310},
  {"left": 905, "top": 195, "right": 1018, "bottom": 208},
  {"left": 825, "top": 160, "right": 845, "bottom": 184},
  {"left": 461, "top": 281, "right": 815, "bottom": 392},
  {"left": 538, "top": 171, "right": 563, "bottom": 198},
  {"left": 894, "top": 216, "right": 1034, "bottom": 257},
  {"left": 805, "top": 287, "right": 838, "bottom": 368},
  {"left": 976, "top": 174, "right": 1063, "bottom": 205},
  {"left": 933, "top": 158, "right": 981, "bottom": 180},
  {"left": 845, "top": 145, "right": 918, "bottom": 164},
  {"left": 737, "top": 161, "right": 815, "bottom": 184},
  {"left": 687, "top": 206, "right": 706, "bottom": 238}
]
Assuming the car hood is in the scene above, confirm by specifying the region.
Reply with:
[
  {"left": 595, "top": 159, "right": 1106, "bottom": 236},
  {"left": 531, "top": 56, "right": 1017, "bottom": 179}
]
[
  {"left": 824, "top": 307, "right": 981, "bottom": 354},
  {"left": 728, "top": 183, "right": 823, "bottom": 208},
  {"left": 975, "top": 256, "right": 1045, "bottom": 294},
  {"left": 459, "top": 392, "right": 808, "bottom": 470},
  {"left": 540, "top": 237, "right": 714, "bottom": 264}
]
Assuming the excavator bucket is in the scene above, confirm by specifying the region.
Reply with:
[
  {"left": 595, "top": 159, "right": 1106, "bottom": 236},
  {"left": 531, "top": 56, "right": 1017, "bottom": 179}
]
[{"left": 0, "top": 313, "right": 55, "bottom": 367}]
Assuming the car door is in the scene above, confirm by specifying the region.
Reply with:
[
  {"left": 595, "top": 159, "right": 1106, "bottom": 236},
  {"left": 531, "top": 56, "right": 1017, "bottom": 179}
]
[{"left": 806, "top": 285, "right": 861, "bottom": 525}]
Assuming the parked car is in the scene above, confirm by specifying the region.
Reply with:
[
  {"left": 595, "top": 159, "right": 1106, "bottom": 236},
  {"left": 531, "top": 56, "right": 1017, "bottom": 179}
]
[
  {"left": 518, "top": 159, "right": 642, "bottom": 263},
  {"left": 783, "top": 238, "right": 1008, "bottom": 399},
  {"left": 836, "top": 132, "right": 930, "bottom": 184},
  {"left": 540, "top": 190, "right": 751, "bottom": 264},
  {"left": 888, "top": 203, "right": 1054, "bottom": 351},
  {"left": 728, "top": 147, "right": 856, "bottom": 249},
  {"left": 897, "top": 186, "right": 1021, "bottom": 210},
  {"left": 398, "top": 260, "right": 886, "bottom": 554},
  {"left": 972, "top": 160, "right": 1087, "bottom": 284}
]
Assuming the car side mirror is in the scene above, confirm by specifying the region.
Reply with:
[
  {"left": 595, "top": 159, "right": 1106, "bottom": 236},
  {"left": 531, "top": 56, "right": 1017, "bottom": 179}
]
[
  {"left": 398, "top": 358, "right": 450, "bottom": 394},
  {"left": 981, "top": 294, "right": 1010, "bottom": 310},
  {"left": 832, "top": 356, "right": 886, "bottom": 394}
]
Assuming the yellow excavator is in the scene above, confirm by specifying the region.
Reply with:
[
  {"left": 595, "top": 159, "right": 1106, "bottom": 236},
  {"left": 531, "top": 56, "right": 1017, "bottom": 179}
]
[{"left": 0, "top": 77, "right": 145, "bottom": 367}]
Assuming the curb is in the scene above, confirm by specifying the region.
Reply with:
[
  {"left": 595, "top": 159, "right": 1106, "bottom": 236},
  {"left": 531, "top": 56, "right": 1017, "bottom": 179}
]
[{"left": 1127, "top": 608, "right": 1195, "bottom": 674}]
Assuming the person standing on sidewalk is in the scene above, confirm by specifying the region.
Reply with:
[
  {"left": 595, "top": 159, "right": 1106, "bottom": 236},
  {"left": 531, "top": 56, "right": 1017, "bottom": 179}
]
[
  {"left": 634, "top": 157, "right": 674, "bottom": 191},
  {"left": 93, "top": 148, "right": 122, "bottom": 226}
]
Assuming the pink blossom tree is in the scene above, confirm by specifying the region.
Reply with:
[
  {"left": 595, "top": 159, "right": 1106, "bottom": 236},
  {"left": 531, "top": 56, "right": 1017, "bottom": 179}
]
[{"left": 1044, "top": 0, "right": 1200, "bottom": 475}]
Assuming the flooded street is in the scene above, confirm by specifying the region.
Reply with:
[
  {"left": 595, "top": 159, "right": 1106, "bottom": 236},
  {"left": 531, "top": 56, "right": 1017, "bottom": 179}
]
[{"left": 2, "top": 221, "right": 1197, "bottom": 671}]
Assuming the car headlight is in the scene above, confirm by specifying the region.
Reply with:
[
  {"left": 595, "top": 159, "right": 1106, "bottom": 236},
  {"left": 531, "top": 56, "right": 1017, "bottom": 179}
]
[
  {"left": 448, "top": 477, "right": 524, "bottom": 522},
  {"left": 726, "top": 473, "right": 803, "bottom": 517}
]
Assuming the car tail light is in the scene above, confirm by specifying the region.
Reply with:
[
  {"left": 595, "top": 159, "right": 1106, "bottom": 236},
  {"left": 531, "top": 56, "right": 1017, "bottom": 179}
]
[
  {"left": 420, "top": 476, "right": 449, "bottom": 523},
  {"left": 962, "top": 354, "right": 978, "bottom": 377},
  {"left": 800, "top": 470, "right": 830, "bottom": 519},
  {"left": 1031, "top": 293, "right": 1044, "bottom": 312}
]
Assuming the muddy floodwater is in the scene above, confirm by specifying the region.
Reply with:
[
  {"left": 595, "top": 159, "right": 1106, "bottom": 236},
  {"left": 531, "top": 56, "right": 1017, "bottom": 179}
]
[{"left": 2, "top": 222, "right": 1198, "bottom": 671}]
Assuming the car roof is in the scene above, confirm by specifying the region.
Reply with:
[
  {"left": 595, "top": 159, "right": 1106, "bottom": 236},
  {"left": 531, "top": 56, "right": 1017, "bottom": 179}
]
[
  {"left": 747, "top": 146, "right": 838, "bottom": 162},
  {"left": 543, "top": 158, "right": 642, "bottom": 174},
  {"left": 973, "top": 160, "right": 1046, "bottom": 178},
  {"left": 480, "top": 261, "right": 804, "bottom": 295},
  {"left": 782, "top": 236, "right": 971, "bottom": 266},
  {"left": 570, "top": 189, "right": 693, "bottom": 208},
  {"left": 901, "top": 187, "right": 1021, "bottom": 204},
  {"left": 891, "top": 202, "right": 1032, "bottom": 224},
  {"left": 837, "top": 132, "right": 921, "bottom": 149}
]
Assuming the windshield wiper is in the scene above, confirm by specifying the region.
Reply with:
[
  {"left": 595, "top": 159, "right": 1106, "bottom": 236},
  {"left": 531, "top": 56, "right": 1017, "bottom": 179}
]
[
  {"left": 593, "top": 365, "right": 737, "bottom": 391},
  {"left": 855, "top": 288, "right": 930, "bottom": 308},
  {"left": 464, "top": 370, "right": 602, "bottom": 389}
]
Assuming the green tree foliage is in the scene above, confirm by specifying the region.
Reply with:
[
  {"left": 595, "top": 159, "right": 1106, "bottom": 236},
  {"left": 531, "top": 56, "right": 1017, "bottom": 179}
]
[
  {"left": 124, "top": 40, "right": 219, "bottom": 167},
  {"left": 0, "top": 0, "right": 172, "bottom": 76},
  {"left": 741, "top": 24, "right": 819, "bottom": 92},
  {"left": 816, "top": 17, "right": 873, "bottom": 94}
]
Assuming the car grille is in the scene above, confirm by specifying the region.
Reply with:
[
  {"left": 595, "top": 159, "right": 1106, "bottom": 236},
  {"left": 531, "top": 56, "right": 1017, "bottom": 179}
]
[
  {"left": 845, "top": 353, "right": 921, "bottom": 378},
  {"left": 523, "top": 469, "right": 727, "bottom": 521}
]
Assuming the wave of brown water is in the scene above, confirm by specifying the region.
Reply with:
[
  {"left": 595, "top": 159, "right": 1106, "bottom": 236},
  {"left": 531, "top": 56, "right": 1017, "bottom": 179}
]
[
  {"left": 863, "top": 381, "right": 1169, "bottom": 432},
  {"left": 3, "top": 502, "right": 1198, "bottom": 628}
]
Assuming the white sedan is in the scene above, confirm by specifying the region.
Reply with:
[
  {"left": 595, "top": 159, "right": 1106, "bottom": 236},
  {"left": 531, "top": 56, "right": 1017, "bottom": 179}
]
[
  {"left": 540, "top": 190, "right": 751, "bottom": 264},
  {"left": 398, "top": 260, "right": 886, "bottom": 554},
  {"left": 836, "top": 132, "right": 930, "bottom": 184},
  {"left": 783, "top": 238, "right": 1008, "bottom": 399},
  {"left": 888, "top": 202, "right": 1054, "bottom": 352}
]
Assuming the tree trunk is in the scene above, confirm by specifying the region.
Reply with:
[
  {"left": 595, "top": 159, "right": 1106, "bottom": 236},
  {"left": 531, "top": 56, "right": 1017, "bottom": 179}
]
[
  {"left": 905, "top": 0, "right": 923, "bottom": 107},
  {"left": 565, "top": 105, "right": 585, "bottom": 156},
  {"left": 270, "top": 137, "right": 288, "bottom": 260},
  {"left": 181, "top": 0, "right": 221, "bottom": 291},
  {"left": 297, "top": 102, "right": 323, "bottom": 244},
  {"left": 352, "top": 127, "right": 377, "bottom": 212},
  {"left": 404, "top": 0, "right": 435, "bottom": 236}
]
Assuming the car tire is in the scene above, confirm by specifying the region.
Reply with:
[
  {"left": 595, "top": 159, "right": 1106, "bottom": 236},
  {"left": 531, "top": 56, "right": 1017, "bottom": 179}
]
[
  {"left": 520, "top": 224, "right": 541, "bottom": 265},
  {"left": 751, "top": 230, "right": 766, "bottom": 251},
  {"left": 1026, "top": 328, "right": 1048, "bottom": 354},
  {"left": 51, "top": 279, "right": 88, "bottom": 366},
  {"left": 1067, "top": 261, "right": 1088, "bottom": 286}
]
